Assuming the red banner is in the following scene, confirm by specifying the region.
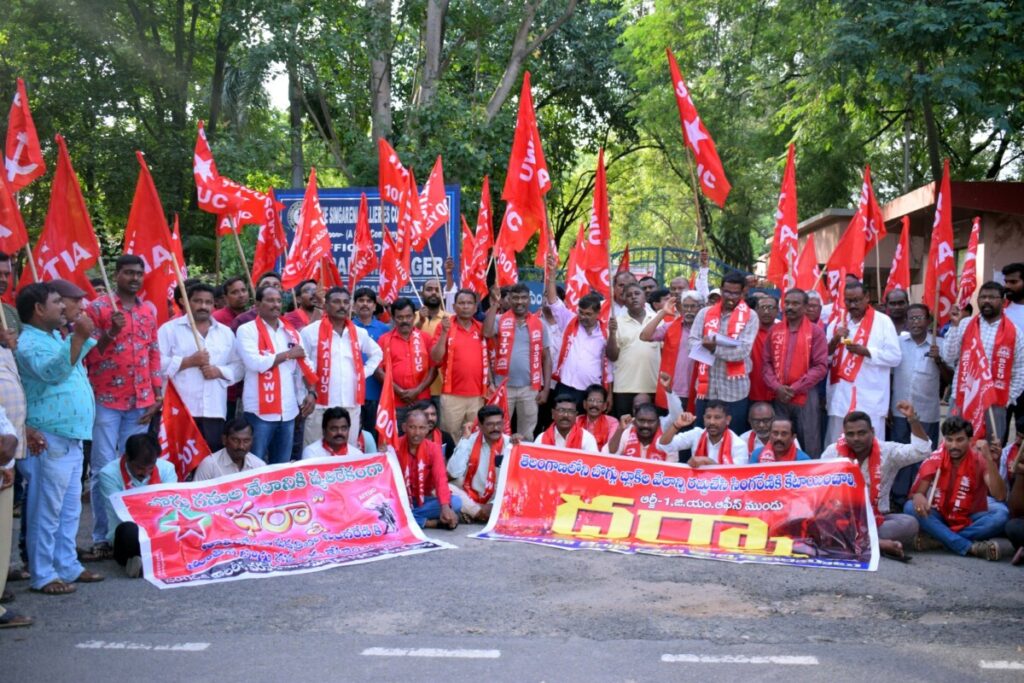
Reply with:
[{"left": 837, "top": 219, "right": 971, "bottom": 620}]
[
  {"left": 475, "top": 443, "right": 878, "bottom": 571},
  {"left": 110, "top": 453, "right": 453, "bottom": 588}
]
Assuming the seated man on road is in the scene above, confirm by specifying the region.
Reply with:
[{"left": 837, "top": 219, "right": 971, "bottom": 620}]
[
  {"left": 301, "top": 407, "right": 364, "bottom": 459},
  {"left": 1005, "top": 447, "right": 1024, "bottom": 565},
  {"left": 904, "top": 415, "right": 1009, "bottom": 560},
  {"left": 448, "top": 405, "right": 515, "bottom": 523},
  {"left": 822, "top": 404, "right": 931, "bottom": 560},
  {"left": 750, "top": 418, "right": 810, "bottom": 463},
  {"left": 409, "top": 400, "right": 456, "bottom": 462},
  {"left": 535, "top": 395, "right": 599, "bottom": 452},
  {"left": 396, "top": 408, "right": 460, "bottom": 529},
  {"left": 740, "top": 402, "right": 775, "bottom": 455},
  {"left": 607, "top": 403, "right": 675, "bottom": 461},
  {"left": 659, "top": 400, "right": 749, "bottom": 467},
  {"left": 98, "top": 433, "right": 177, "bottom": 578},
  {"left": 577, "top": 384, "right": 620, "bottom": 451},
  {"left": 193, "top": 418, "right": 265, "bottom": 480}
]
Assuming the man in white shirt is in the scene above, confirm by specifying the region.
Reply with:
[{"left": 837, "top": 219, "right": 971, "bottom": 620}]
[
  {"left": 533, "top": 395, "right": 599, "bottom": 452},
  {"left": 235, "top": 286, "right": 315, "bottom": 465},
  {"left": 659, "top": 400, "right": 749, "bottom": 466},
  {"left": 302, "top": 407, "right": 365, "bottom": 459},
  {"left": 158, "top": 283, "right": 243, "bottom": 451},
  {"left": 447, "top": 405, "right": 514, "bottom": 523},
  {"left": 739, "top": 402, "right": 775, "bottom": 455},
  {"left": 825, "top": 280, "right": 901, "bottom": 444},
  {"left": 1001, "top": 263, "right": 1024, "bottom": 446},
  {"left": 193, "top": 418, "right": 265, "bottom": 480},
  {"left": 300, "top": 287, "right": 382, "bottom": 447},
  {"left": 890, "top": 304, "right": 943, "bottom": 447},
  {"left": 607, "top": 283, "right": 659, "bottom": 417}
]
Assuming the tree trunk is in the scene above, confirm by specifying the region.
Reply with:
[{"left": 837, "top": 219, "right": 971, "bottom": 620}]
[
  {"left": 917, "top": 61, "right": 942, "bottom": 183},
  {"left": 417, "top": 0, "right": 449, "bottom": 109},
  {"left": 206, "top": 0, "right": 235, "bottom": 137},
  {"left": 288, "top": 59, "right": 305, "bottom": 187},
  {"left": 369, "top": 0, "right": 392, "bottom": 143}
]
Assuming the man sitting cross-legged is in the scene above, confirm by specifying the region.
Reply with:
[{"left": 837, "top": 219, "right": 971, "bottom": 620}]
[
  {"left": 534, "top": 395, "right": 599, "bottom": 452},
  {"left": 904, "top": 415, "right": 1009, "bottom": 560},
  {"left": 750, "top": 417, "right": 811, "bottom": 463},
  {"left": 447, "top": 405, "right": 515, "bottom": 523},
  {"left": 396, "top": 408, "right": 460, "bottom": 529},
  {"left": 659, "top": 399, "right": 749, "bottom": 467},
  {"left": 301, "top": 407, "right": 364, "bottom": 459},
  {"left": 98, "top": 433, "right": 177, "bottom": 578},
  {"left": 193, "top": 418, "right": 265, "bottom": 480}
]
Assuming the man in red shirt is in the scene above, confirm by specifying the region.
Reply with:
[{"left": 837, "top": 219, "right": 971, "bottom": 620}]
[
  {"left": 212, "top": 276, "right": 250, "bottom": 420},
  {"left": 396, "top": 409, "right": 460, "bottom": 529},
  {"left": 378, "top": 298, "right": 436, "bottom": 426},
  {"left": 430, "top": 289, "right": 493, "bottom": 437},
  {"left": 283, "top": 279, "right": 321, "bottom": 329},
  {"left": 748, "top": 294, "right": 778, "bottom": 403},
  {"left": 84, "top": 255, "right": 162, "bottom": 557}
]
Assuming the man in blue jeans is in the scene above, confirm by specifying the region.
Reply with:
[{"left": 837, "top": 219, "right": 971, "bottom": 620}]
[{"left": 905, "top": 416, "right": 1009, "bottom": 560}]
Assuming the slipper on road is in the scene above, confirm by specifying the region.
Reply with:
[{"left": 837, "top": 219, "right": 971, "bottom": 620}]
[{"left": 30, "top": 580, "right": 76, "bottom": 596}]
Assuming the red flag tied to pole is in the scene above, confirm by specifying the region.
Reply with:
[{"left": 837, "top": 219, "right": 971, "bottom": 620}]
[
  {"left": 470, "top": 177, "right": 494, "bottom": 297},
  {"left": 582, "top": 149, "right": 611, "bottom": 299},
  {"left": 883, "top": 216, "right": 911, "bottom": 299},
  {"left": 563, "top": 224, "right": 589, "bottom": 313},
  {"left": 922, "top": 159, "right": 957, "bottom": 326},
  {"left": 955, "top": 331, "right": 998, "bottom": 438},
  {"left": 500, "top": 71, "right": 551, "bottom": 253},
  {"left": 4, "top": 78, "right": 46, "bottom": 192},
  {"left": 493, "top": 215, "right": 520, "bottom": 287},
  {"left": 251, "top": 189, "right": 287, "bottom": 285},
  {"left": 958, "top": 216, "right": 981, "bottom": 310},
  {"left": 458, "top": 214, "right": 484, "bottom": 297},
  {"left": 33, "top": 135, "right": 99, "bottom": 298},
  {"left": 377, "top": 138, "right": 409, "bottom": 206},
  {"left": 349, "top": 192, "right": 379, "bottom": 291},
  {"left": 282, "top": 167, "right": 333, "bottom": 290},
  {"left": 666, "top": 48, "right": 731, "bottom": 208},
  {"left": 159, "top": 380, "right": 213, "bottom": 481},
  {"left": 378, "top": 226, "right": 410, "bottom": 304},
  {"left": 793, "top": 234, "right": 828, "bottom": 302},
  {"left": 0, "top": 179, "right": 29, "bottom": 254},
  {"left": 823, "top": 166, "right": 884, "bottom": 302},
  {"left": 766, "top": 144, "right": 799, "bottom": 290},
  {"left": 414, "top": 155, "right": 449, "bottom": 251},
  {"left": 616, "top": 244, "right": 631, "bottom": 274},
  {"left": 376, "top": 355, "right": 400, "bottom": 452}
]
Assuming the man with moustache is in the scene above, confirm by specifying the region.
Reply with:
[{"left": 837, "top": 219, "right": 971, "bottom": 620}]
[
  {"left": 229, "top": 271, "right": 282, "bottom": 332},
  {"left": 885, "top": 289, "right": 910, "bottom": 336},
  {"left": 739, "top": 402, "right": 776, "bottom": 455},
  {"left": 890, "top": 304, "right": 943, "bottom": 447},
  {"left": 659, "top": 400, "right": 749, "bottom": 466},
  {"left": 749, "top": 417, "right": 810, "bottom": 463},
  {"left": 607, "top": 402, "right": 674, "bottom": 461},
  {"left": 352, "top": 287, "right": 390, "bottom": 434},
  {"left": 749, "top": 295, "right": 779, "bottom": 404},
  {"left": 158, "top": 283, "right": 243, "bottom": 451},
  {"left": 301, "top": 407, "right": 364, "bottom": 459},
  {"left": 397, "top": 409, "right": 460, "bottom": 528},
  {"left": 193, "top": 418, "right": 264, "bottom": 480},
  {"left": 414, "top": 267, "right": 453, "bottom": 408},
  {"left": 943, "top": 281, "right": 1024, "bottom": 442},
  {"left": 534, "top": 395, "right": 599, "bottom": 452},
  {"left": 448, "top": 405, "right": 513, "bottom": 523},
  {"left": 641, "top": 291, "right": 703, "bottom": 412},
  {"left": 431, "top": 289, "right": 493, "bottom": 437},
  {"left": 0, "top": 252, "right": 21, "bottom": 335},
  {"left": 607, "top": 283, "right": 659, "bottom": 418},
  {"left": 1001, "top": 263, "right": 1024, "bottom": 442},
  {"left": 283, "top": 279, "right": 322, "bottom": 329},
  {"left": 379, "top": 299, "right": 436, "bottom": 427},
  {"left": 577, "top": 385, "right": 619, "bottom": 451},
  {"left": 213, "top": 276, "right": 249, "bottom": 327}
]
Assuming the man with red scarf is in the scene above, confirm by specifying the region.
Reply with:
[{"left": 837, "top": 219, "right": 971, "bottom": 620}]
[
  {"left": 749, "top": 418, "right": 810, "bottom": 463},
  {"left": 904, "top": 415, "right": 1008, "bottom": 559},
  {"left": 749, "top": 295, "right": 779, "bottom": 403},
  {"left": 821, "top": 404, "right": 932, "bottom": 560},
  {"left": 545, "top": 256, "right": 608, "bottom": 408},
  {"left": 640, "top": 290, "right": 702, "bottom": 411},
  {"left": 97, "top": 433, "right": 175, "bottom": 578},
  {"left": 825, "top": 280, "right": 901, "bottom": 445},
  {"left": 659, "top": 400, "right": 749, "bottom": 466},
  {"left": 301, "top": 407, "right": 364, "bottom": 459},
  {"left": 534, "top": 395, "right": 598, "bottom": 452},
  {"left": 943, "top": 281, "right": 1024, "bottom": 443},
  {"left": 764, "top": 288, "right": 828, "bottom": 457},
  {"left": 447, "top": 405, "right": 512, "bottom": 523},
  {"left": 686, "top": 272, "right": 758, "bottom": 434},
  {"left": 607, "top": 402, "right": 673, "bottom": 460},
  {"left": 299, "top": 287, "right": 382, "bottom": 448},
  {"left": 395, "top": 409, "right": 460, "bottom": 528},
  {"left": 577, "top": 385, "right": 620, "bottom": 451},
  {"left": 377, "top": 298, "right": 436, "bottom": 427},
  {"left": 431, "top": 289, "right": 493, "bottom": 437},
  {"left": 484, "top": 282, "right": 551, "bottom": 438}
]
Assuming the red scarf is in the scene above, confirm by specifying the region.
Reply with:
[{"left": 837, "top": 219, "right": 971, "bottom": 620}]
[
  {"left": 322, "top": 440, "right": 349, "bottom": 456},
  {"left": 758, "top": 441, "right": 798, "bottom": 463},
  {"left": 463, "top": 433, "right": 497, "bottom": 504},
  {"left": 830, "top": 307, "right": 875, "bottom": 384},
  {"left": 292, "top": 308, "right": 311, "bottom": 327},
  {"left": 383, "top": 328, "right": 431, "bottom": 395},
  {"left": 959, "top": 314, "right": 1016, "bottom": 405},
  {"left": 554, "top": 317, "right": 608, "bottom": 388},
  {"left": 315, "top": 318, "right": 365, "bottom": 406},
  {"left": 578, "top": 414, "right": 618, "bottom": 450},
  {"left": 696, "top": 429, "right": 735, "bottom": 464},
  {"left": 255, "top": 317, "right": 317, "bottom": 415},
  {"left": 913, "top": 444, "right": 988, "bottom": 532},
  {"left": 540, "top": 423, "right": 586, "bottom": 449},
  {"left": 696, "top": 301, "right": 751, "bottom": 398},
  {"left": 656, "top": 318, "right": 687, "bottom": 409},
  {"left": 397, "top": 435, "right": 434, "bottom": 507},
  {"left": 120, "top": 456, "right": 161, "bottom": 489},
  {"left": 494, "top": 311, "right": 543, "bottom": 390},
  {"left": 837, "top": 436, "right": 883, "bottom": 526},
  {"left": 768, "top": 317, "right": 813, "bottom": 406},
  {"left": 443, "top": 319, "right": 489, "bottom": 394},
  {"left": 622, "top": 427, "right": 666, "bottom": 461},
  {"left": 746, "top": 431, "right": 762, "bottom": 453}
]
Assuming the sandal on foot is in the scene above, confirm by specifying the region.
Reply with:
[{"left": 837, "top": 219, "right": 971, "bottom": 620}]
[
  {"left": 78, "top": 544, "right": 113, "bottom": 562},
  {"left": 0, "top": 610, "right": 33, "bottom": 628},
  {"left": 6, "top": 567, "right": 30, "bottom": 582},
  {"left": 1011, "top": 547, "right": 1024, "bottom": 566},
  {"left": 75, "top": 570, "right": 105, "bottom": 583},
  {"left": 969, "top": 540, "right": 1000, "bottom": 561},
  {"left": 30, "top": 580, "right": 76, "bottom": 595}
]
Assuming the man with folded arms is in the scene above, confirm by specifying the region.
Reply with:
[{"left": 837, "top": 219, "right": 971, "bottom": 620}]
[
  {"left": 534, "top": 395, "right": 599, "bottom": 452},
  {"left": 659, "top": 400, "right": 749, "bottom": 466},
  {"left": 302, "top": 407, "right": 364, "bottom": 459},
  {"left": 193, "top": 418, "right": 264, "bottom": 480},
  {"left": 395, "top": 409, "right": 460, "bottom": 528},
  {"left": 448, "top": 405, "right": 512, "bottom": 523}
]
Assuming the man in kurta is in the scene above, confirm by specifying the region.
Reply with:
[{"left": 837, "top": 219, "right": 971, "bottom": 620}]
[
  {"left": 607, "top": 283, "right": 659, "bottom": 418},
  {"left": 448, "top": 405, "right": 512, "bottom": 523}
]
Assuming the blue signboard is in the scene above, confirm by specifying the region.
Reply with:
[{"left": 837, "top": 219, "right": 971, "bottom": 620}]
[{"left": 274, "top": 186, "right": 461, "bottom": 296}]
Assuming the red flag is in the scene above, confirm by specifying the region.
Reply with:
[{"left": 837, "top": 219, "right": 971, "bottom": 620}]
[
  {"left": 856, "top": 165, "right": 887, "bottom": 253},
  {"left": 251, "top": 189, "right": 287, "bottom": 285},
  {"left": 922, "top": 159, "right": 956, "bottom": 326},
  {"left": 378, "top": 227, "right": 409, "bottom": 304},
  {"left": 534, "top": 212, "right": 556, "bottom": 269},
  {"left": 766, "top": 144, "right": 798, "bottom": 290},
  {"left": 494, "top": 207, "right": 520, "bottom": 287},
  {"left": 33, "top": 135, "right": 99, "bottom": 298},
  {"left": 459, "top": 214, "right": 481, "bottom": 295},
  {"left": 348, "top": 192, "right": 379, "bottom": 291},
  {"left": 193, "top": 121, "right": 241, "bottom": 217},
  {"left": 957, "top": 216, "right": 981, "bottom": 309},
  {"left": 159, "top": 380, "right": 212, "bottom": 481},
  {"left": 666, "top": 48, "right": 731, "bottom": 208},
  {"left": 472, "top": 177, "right": 494, "bottom": 288},
  {"left": 794, "top": 235, "right": 823, "bottom": 298},
  {"left": 827, "top": 267, "right": 849, "bottom": 328},
  {"left": 823, "top": 166, "right": 885, "bottom": 301},
  {"left": 563, "top": 224, "right": 589, "bottom": 313},
  {"left": 500, "top": 71, "right": 551, "bottom": 252},
  {"left": 394, "top": 168, "right": 420, "bottom": 275},
  {"left": 0, "top": 179, "right": 29, "bottom": 254},
  {"left": 320, "top": 256, "right": 343, "bottom": 288},
  {"left": 377, "top": 138, "right": 409, "bottom": 206},
  {"left": 582, "top": 149, "right": 611, "bottom": 298},
  {"left": 617, "top": 244, "right": 631, "bottom": 273},
  {"left": 413, "top": 155, "right": 448, "bottom": 251},
  {"left": 124, "top": 151, "right": 179, "bottom": 325},
  {"left": 375, "top": 355, "right": 400, "bottom": 452},
  {"left": 484, "top": 379, "right": 512, "bottom": 435},
  {"left": 215, "top": 184, "right": 270, "bottom": 233},
  {"left": 955, "top": 330, "right": 998, "bottom": 438},
  {"left": 883, "top": 216, "right": 911, "bottom": 299},
  {"left": 282, "top": 167, "right": 333, "bottom": 290},
  {"left": 4, "top": 78, "right": 46, "bottom": 192}
]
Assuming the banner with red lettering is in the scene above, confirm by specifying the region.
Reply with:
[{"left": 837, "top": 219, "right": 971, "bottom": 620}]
[
  {"left": 110, "top": 453, "right": 453, "bottom": 589},
  {"left": 474, "top": 443, "right": 879, "bottom": 571}
]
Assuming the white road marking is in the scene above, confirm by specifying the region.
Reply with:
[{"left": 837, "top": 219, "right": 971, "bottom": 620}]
[
  {"left": 980, "top": 660, "right": 1024, "bottom": 670},
  {"left": 76, "top": 640, "right": 210, "bottom": 652},
  {"left": 361, "top": 647, "right": 500, "bottom": 659},
  {"left": 661, "top": 654, "right": 818, "bottom": 665}
]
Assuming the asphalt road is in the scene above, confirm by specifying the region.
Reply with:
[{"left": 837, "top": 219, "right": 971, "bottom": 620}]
[{"left": 3, "top": 503, "right": 1024, "bottom": 682}]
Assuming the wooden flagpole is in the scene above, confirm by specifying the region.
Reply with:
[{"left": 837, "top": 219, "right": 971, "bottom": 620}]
[
  {"left": 171, "top": 252, "right": 203, "bottom": 350},
  {"left": 227, "top": 215, "right": 256, "bottom": 296},
  {"left": 95, "top": 251, "right": 118, "bottom": 310}
]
